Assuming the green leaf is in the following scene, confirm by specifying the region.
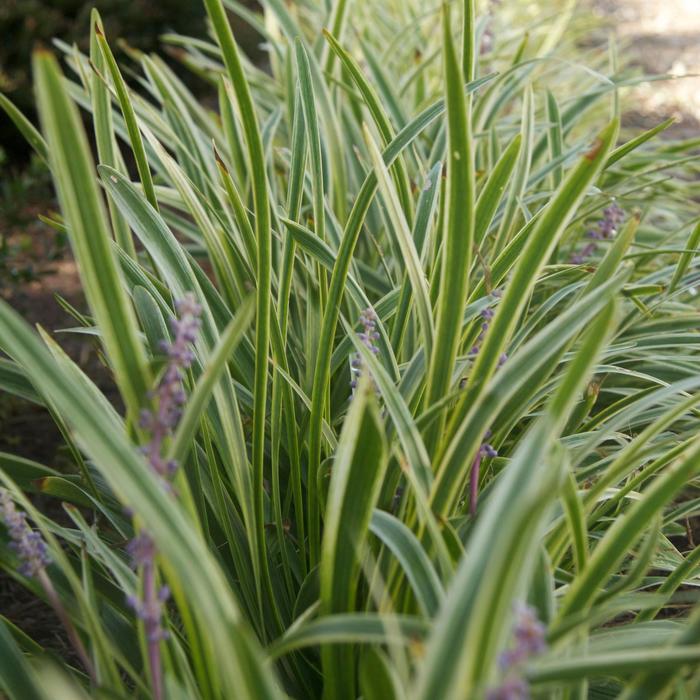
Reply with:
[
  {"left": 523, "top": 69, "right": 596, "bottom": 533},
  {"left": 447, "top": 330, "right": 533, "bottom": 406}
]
[
  {"left": 670, "top": 220, "right": 700, "bottom": 292},
  {"left": 33, "top": 51, "right": 151, "bottom": 421},
  {"left": 422, "top": 3, "right": 475, "bottom": 450},
  {"left": 0, "top": 93, "right": 48, "bottom": 164},
  {"left": 0, "top": 620, "right": 44, "bottom": 699},
  {"left": 555, "top": 437, "right": 700, "bottom": 625},
  {"left": 269, "top": 613, "right": 427, "bottom": 659},
  {"left": 365, "top": 125, "right": 434, "bottom": 360},
  {"left": 203, "top": 0, "right": 274, "bottom": 622},
  {"left": 320, "top": 377, "right": 388, "bottom": 700},
  {"left": 528, "top": 646, "right": 700, "bottom": 683},
  {"left": 369, "top": 510, "right": 443, "bottom": 617},
  {"left": 474, "top": 133, "right": 522, "bottom": 245},
  {"left": 95, "top": 26, "right": 159, "bottom": 211}
]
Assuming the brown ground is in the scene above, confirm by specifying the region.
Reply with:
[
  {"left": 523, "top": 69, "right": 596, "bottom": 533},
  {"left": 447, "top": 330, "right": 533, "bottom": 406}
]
[{"left": 593, "top": 0, "right": 700, "bottom": 138}]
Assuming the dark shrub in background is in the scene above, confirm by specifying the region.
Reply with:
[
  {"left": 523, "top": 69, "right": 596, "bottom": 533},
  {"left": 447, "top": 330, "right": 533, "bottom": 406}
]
[{"left": 0, "top": 0, "right": 206, "bottom": 164}]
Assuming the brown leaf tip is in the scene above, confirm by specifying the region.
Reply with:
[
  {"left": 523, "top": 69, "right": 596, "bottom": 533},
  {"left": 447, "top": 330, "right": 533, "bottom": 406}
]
[{"left": 584, "top": 137, "right": 604, "bottom": 161}]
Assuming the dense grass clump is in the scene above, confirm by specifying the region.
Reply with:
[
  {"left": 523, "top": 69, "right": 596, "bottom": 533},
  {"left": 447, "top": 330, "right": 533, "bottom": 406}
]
[{"left": 1, "top": 0, "right": 700, "bottom": 698}]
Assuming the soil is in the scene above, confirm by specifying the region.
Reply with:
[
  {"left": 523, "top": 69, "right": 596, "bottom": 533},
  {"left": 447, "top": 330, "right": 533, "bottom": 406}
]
[
  {"left": 0, "top": 175, "right": 110, "bottom": 666},
  {"left": 592, "top": 0, "right": 700, "bottom": 138}
]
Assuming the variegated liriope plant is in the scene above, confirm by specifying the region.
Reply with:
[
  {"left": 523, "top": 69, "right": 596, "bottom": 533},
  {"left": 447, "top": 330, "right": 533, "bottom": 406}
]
[{"left": 1, "top": 0, "right": 700, "bottom": 698}]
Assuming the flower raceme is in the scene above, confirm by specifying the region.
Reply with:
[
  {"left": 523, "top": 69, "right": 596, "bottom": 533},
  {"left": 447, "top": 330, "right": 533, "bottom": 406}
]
[
  {"left": 469, "top": 296, "right": 507, "bottom": 367},
  {"left": 0, "top": 488, "right": 96, "bottom": 681},
  {"left": 138, "top": 293, "right": 203, "bottom": 482},
  {"left": 126, "top": 294, "right": 202, "bottom": 700},
  {"left": 127, "top": 534, "right": 171, "bottom": 644},
  {"left": 571, "top": 201, "right": 625, "bottom": 264},
  {"left": 487, "top": 603, "right": 547, "bottom": 699},
  {"left": 0, "top": 488, "right": 51, "bottom": 577},
  {"left": 350, "top": 307, "right": 380, "bottom": 392},
  {"left": 469, "top": 434, "right": 498, "bottom": 516}
]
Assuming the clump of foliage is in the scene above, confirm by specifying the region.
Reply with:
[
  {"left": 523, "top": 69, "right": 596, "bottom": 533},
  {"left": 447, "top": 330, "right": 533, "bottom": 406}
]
[{"left": 1, "top": 0, "right": 700, "bottom": 698}]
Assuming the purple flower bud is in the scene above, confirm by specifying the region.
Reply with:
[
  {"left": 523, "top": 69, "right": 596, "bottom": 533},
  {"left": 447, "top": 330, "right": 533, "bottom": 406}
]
[
  {"left": 127, "top": 533, "right": 157, "bottom": 568},
  {"left": 470, "top": 431, "right": 498, "bottom": 516},
  {"left": 175, "top": 293, "right": 202, "bottom": 318},
  {"left": 482, "top": 444, "right": 498, "bottom": 459},
  {"left": 577, "top": 202, "right": 625, "bottom": 260},
  {"left": 599, "top": 219, "right": 616, "bottom": 237},
  {"left": 139, "top": 409, "right": 153, "bottom": 430}
]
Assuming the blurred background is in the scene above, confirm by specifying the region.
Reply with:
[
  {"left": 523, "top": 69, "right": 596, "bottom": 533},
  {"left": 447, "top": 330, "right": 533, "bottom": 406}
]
[
  {"left": 2, "top": 0, "right": 699, "bottom": 189},
  {"left": 592, "top": 0, "right": 700, "bottom": 138},
  {"left": 0, "top": 0, "right": 207, "bottom": 165}
]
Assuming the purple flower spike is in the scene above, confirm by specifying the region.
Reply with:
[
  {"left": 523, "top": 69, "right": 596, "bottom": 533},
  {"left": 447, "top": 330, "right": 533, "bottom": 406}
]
[
  {"left": 512, "top": 602, "right": 547, "bottom": 657},
  {"left": 469, "top": 435, "right": 499, "bottom": 516},
  {"left": 488, "top": 603, "right": 547, "bottom": 699},
  {"left": 0, "top": 489, "right": 50, "bottom": 577},
  {"left": 127, "top": 575, "right": 171, "bottom": 644},
  {"left": 470, "top": 303, "right": 497, "bottom": 358},
  {"left": 0, "top": 492, "right": 97, "bottom": 682},
  {"left": 127, "top": 533, "right": 157, "bottom": 568},
  {"left": 486, "top": 677, "right": 530, "bottom": 700},
  {"left": 139, "top": 293, "right": 202, "bottom": 483},
  {"left": 571, "top": 201, "right": 625, "bottom": 263},
  {"left": 125, "top": 295, "right": 201, "bottom": 700},
  {"left": 350, "top": 308, "right": 380, "bottom": 394}
]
